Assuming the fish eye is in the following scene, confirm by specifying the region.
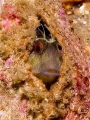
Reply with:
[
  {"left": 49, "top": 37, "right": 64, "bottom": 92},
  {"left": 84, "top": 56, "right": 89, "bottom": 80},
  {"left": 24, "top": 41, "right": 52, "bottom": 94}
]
[
  {"left": 58, "top": 44, "right": 62, "bottom": 51},
  {"left": 57, "top": 43, "right": 62, "bottom": 53},
  {"left": 34, "top": 40, "right": 44, "bottom": 55}
]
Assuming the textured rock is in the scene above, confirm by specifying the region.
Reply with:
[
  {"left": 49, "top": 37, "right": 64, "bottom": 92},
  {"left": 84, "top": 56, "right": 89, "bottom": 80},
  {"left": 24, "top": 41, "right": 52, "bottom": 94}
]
[{"left": 0, "top": 0, "right": 90, "bottom": 119}]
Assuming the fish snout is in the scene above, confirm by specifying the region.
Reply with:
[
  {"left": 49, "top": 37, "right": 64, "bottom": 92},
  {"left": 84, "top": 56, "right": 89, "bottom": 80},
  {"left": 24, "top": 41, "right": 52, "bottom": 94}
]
[{"left": 36, "top": 69, "right": 59, "bottom": 83}]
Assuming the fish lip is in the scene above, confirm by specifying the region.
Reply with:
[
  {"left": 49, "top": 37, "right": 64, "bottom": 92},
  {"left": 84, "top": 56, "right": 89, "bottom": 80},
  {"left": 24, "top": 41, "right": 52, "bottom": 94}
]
[
  {"left": 35, "top": 69, "right": 60, "bottom": 83},
  {"left": 42, "top": 70, "right": 59, "bottom": 77}
]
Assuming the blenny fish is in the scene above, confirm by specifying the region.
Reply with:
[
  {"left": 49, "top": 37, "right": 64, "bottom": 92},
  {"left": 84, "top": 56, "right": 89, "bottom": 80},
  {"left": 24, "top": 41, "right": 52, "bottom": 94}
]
[{"left": 29, "top": 22, "right": 63, "bottom": 85}]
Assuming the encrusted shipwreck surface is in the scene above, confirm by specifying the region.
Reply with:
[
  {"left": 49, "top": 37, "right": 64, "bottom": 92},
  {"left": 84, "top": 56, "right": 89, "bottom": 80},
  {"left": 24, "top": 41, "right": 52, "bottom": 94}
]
[{"left": 0, "top": 0, "right": 90, "bottom": 120}]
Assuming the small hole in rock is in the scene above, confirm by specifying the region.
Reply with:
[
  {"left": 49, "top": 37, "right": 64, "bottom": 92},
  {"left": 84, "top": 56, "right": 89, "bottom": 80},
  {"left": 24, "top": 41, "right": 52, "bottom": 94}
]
[{"left": 29, "top": 20, "right": 63, "bottom": 90}]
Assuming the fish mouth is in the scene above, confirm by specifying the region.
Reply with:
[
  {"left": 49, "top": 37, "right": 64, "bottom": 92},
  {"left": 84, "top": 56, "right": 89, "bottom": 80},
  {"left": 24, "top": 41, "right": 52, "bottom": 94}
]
[{"left": 35, "top": 69, "right": 59, "bottom": 83}]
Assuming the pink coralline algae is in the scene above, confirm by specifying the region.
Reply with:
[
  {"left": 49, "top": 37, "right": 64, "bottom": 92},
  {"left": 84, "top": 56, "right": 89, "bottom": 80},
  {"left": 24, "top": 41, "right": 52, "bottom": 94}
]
[
  {"left": 0, "top": 93, "right": 28, "bottom": 120},
  {"left": 0, "top": 56, "right": 14, "bottom": 83},
  {"left": 65, "top": 112, "right": 86, "bottom": 120},
  {"left": 5, "top": 56, "right": 14, "bottom": 69},
  {"left": 1, "top": 3, "right": 20, "bottom": 30},
  {"left": 58, "top": 8, "right": 90, "bottom": 119},
  {"left": 59, "top": 8, "right": 90, "bottom": 78},
  {"left": 19, "top": 100, "right": 27, "bottom": 119},
  {"left": 0, "top": 74, "right": 5, "bottom": 81}
]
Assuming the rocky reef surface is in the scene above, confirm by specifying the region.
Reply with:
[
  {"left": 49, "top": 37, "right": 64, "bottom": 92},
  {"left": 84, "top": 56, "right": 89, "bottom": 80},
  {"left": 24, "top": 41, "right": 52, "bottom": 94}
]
[{"left": 0, "top": 0, "right": 90, "bottom": 119}]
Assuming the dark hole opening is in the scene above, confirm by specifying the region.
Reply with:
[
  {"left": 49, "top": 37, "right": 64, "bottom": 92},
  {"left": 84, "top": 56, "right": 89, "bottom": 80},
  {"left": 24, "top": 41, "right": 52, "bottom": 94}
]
[
  {"left": 45, "top": 76, "right": 59, "bottom": 90},
  {"left": 12, "top": 81, "right": 25, "bottom": 90},
  {"left": 36, "top": 21, "right": 51, "bottom": 40},
  {"left": 33, "top": 20, "right": 62, "bottom": 90},
  {"left": 21, "top": 94, "right": 29, "bottom": 100}
]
